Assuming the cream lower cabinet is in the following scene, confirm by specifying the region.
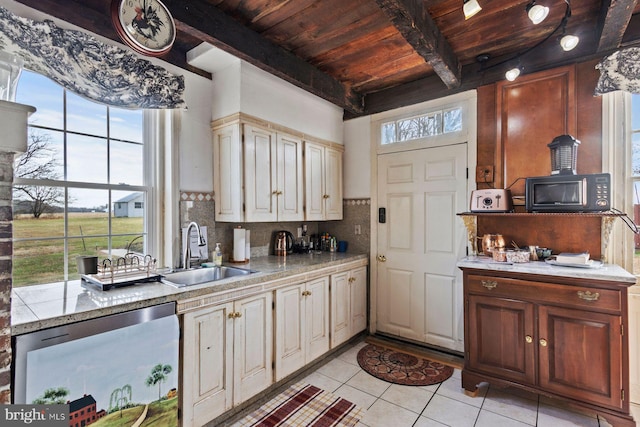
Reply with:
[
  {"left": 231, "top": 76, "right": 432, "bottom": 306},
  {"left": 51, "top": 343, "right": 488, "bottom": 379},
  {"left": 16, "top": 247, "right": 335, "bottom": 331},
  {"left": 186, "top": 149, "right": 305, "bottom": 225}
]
[
  {"left": 182, "top": 292, "right": 273, "bottom": 427},
  {"left": 274, "top": 276, "right": 330, "bottom": 381},
  {"left": 331, "top": 266, "right": 367, "bottom": 347}
]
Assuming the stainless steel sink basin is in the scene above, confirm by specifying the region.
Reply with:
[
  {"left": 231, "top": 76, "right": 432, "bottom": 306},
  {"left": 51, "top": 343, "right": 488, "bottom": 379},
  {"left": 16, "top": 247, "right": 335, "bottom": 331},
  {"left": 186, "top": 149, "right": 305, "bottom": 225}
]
[{"left": 160, "top": 266, "right": 256, "bottom": 287}]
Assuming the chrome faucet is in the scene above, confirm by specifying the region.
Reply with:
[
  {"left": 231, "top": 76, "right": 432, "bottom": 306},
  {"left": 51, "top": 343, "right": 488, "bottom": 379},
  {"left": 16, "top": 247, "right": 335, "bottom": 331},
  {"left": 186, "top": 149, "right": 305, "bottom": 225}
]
[{"left": 183, "top": 222, "right": 207, "bottom": 270}]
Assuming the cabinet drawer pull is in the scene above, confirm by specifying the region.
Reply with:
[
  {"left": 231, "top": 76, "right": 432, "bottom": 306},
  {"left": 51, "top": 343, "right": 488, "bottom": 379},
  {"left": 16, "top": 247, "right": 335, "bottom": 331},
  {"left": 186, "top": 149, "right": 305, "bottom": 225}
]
[
  {"left": 539, "top": 338, "right": 547, "bottom": 347},
  {"left": 525, "top": 335, "right": 533, "bottom": 344},
  {"left": 577, "top": 290, "right": 600, "bottom": 301},
  {"left": 481, "top": 280, "right": 497, "bottom": 290}
]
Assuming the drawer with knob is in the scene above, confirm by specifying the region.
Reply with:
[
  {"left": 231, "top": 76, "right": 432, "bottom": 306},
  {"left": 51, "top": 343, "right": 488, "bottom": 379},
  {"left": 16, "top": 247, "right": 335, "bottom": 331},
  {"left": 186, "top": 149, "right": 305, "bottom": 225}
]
[{"left": 466, "top": 274, "right": 621, "bottom": 313}]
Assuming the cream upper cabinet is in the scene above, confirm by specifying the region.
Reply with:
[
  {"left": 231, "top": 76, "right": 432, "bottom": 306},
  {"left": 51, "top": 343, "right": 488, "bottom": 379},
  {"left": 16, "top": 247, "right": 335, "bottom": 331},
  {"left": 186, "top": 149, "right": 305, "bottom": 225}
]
[
  {"left": 331, "top": 266, "right": 367, "bottom": 348},
  {"left": 274, "top": 276, "right": 330, "bottom": 381},
  {"left": 182, "top": 292, "right": 273, "bottom": 427},
  {"left": 212, "top": 114, "right": 305, "bottom": 222},
  {"left": 213, "top": 124, "right": 243, "bottom": 222},
  {"left": 304, "top": 141, "right": 343, "bottom": 221}
]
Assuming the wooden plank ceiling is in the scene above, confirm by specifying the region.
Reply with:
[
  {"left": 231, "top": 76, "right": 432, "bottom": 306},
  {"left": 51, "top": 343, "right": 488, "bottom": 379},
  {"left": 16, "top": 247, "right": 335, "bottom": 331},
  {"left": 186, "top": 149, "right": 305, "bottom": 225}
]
[{"left": 11, "top": 0, "right": 640, "bottom": 117}]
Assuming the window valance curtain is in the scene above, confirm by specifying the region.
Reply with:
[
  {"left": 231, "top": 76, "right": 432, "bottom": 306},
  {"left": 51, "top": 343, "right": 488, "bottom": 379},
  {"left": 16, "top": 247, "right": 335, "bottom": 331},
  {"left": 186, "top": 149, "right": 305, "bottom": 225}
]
[
  {"left": 595, "top": 47, "right": 640, "bottom": 96},
  {"left": 0, "top": 6, "right": 186, "bottom": 109}
]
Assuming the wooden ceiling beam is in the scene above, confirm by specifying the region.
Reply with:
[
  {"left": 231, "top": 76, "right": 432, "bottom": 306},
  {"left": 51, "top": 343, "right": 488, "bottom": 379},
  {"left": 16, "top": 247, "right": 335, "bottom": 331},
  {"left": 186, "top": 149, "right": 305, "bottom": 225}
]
[
  {"left": 166, "top": 0, "right": 363, "bottom": 113},
  {"left": 596, "top": 0, "right": 638, "bottom": 52},
  {"left": 374, "top": 0, "right": 461, "bottom": 88}
]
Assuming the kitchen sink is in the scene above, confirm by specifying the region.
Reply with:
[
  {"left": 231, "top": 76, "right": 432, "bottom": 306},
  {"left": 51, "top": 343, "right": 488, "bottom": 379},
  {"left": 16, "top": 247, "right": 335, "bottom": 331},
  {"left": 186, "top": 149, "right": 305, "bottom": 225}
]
[{"left": 160, "top": 266, "right": 256, "bottom": 287}]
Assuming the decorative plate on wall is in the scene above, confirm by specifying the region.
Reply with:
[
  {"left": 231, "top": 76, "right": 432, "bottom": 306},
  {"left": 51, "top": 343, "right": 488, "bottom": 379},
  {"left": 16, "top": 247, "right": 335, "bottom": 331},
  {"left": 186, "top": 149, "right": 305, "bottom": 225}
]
[{"left": 111, "top": 0, "right": 176, "bottom": 57}]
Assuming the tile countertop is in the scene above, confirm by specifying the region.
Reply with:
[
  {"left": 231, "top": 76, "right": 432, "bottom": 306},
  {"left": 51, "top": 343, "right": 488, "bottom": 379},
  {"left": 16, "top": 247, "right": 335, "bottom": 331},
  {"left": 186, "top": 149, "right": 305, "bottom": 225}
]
[
  {"left": 457, "top": 255, "right": 636, "bottom": 284},
  {"left": 11, "top": 252, "right": 368, "bottom": 336}
]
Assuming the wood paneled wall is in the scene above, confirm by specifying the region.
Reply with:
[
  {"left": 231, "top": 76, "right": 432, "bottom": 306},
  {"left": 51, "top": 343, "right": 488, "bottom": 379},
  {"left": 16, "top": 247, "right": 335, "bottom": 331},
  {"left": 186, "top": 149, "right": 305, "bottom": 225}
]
[{"left": 477, "top": 59, "right": 602, "bottom": 198}]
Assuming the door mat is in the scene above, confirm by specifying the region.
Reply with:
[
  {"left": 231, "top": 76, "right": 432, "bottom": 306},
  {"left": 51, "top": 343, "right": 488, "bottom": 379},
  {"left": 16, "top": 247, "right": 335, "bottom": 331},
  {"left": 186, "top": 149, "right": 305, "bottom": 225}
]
[
  {"left": 357, "top": 343, "right": 454, "bottom": 386},
  {"left": 236, "top": 382, "right": 363, "bottom": 426}
]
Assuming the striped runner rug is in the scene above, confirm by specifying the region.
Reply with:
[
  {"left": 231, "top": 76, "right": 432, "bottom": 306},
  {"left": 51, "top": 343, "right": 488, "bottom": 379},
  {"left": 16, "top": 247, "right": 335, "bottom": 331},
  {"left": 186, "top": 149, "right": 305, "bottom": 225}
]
[{"left": 236, "top": 382, "right": 363, "bottom": 427}]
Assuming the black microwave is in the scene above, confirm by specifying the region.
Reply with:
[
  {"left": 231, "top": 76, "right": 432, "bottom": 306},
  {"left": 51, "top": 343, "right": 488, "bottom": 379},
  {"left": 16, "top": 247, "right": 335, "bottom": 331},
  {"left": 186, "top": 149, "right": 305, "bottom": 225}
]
[{"left": 525, "top": 173, "right": 611, "bottom": 212}]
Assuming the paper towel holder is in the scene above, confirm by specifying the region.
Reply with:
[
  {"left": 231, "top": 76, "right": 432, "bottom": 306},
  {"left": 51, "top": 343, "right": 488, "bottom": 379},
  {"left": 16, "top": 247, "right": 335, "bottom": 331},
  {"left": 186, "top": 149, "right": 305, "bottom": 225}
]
[{"left": 230, "top": 226, "right": 250, "bottom": 264}]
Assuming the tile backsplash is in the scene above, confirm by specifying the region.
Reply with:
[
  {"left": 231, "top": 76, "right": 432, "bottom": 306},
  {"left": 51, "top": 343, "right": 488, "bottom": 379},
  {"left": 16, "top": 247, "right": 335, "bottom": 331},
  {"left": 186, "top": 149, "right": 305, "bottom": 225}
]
[{"left": 179, "top": 192, "right": 370, "bottom": 264}]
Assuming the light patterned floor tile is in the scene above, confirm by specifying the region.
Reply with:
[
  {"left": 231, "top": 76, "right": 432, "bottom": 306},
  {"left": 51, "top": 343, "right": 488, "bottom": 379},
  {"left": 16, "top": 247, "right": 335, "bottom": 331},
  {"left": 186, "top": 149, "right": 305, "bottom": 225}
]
[
  {"left": 332, "top": 384, "right": 378, "bottom": 410},
  {"left": 413, "top": 416, "right": 448, "bottom": 427},
  {"left": 336, "top": 341, "right": 368, "bottom": 366},
  {"left": 475, "top": 409, "right": 534, "bottom": 426},
  {"left": 537, "top": 402, "right": 599, "bottom": 427},
  {"left": 317, "top": 357, "right": 362, "bottom": 383},
  {"left": 482, "top": 387, "right": 538, "bottom": 425},
  {"left": 346, "top": 370, "right": 392, "bottom": 397},
  {"left": 435, "top": 375, "right": 487, "bottom": 408},
  {"left": 380, "top": 383, "right": 434, "bottom": 414},
  {"left": 300, "top": 371, "right": 342, "bottom": 393},
  {"left": 421, "top": 394, "right": 480, "bottom": 427},
  {"left": 360, "top": 398, "right": 420, "bottom": 427}
]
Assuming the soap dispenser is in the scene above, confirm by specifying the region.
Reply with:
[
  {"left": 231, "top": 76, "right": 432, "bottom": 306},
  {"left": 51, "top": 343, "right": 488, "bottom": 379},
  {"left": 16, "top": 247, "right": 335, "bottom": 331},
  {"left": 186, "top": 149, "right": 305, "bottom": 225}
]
[{"left": 214, "top": 243, "right": 222, "bottom": 267}]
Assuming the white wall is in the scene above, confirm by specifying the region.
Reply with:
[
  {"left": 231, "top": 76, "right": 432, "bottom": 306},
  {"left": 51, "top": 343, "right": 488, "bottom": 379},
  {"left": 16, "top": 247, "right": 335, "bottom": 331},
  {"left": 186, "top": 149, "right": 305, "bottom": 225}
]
[{"left": 343, "top": 116, "right": 372, "bottom": 198}]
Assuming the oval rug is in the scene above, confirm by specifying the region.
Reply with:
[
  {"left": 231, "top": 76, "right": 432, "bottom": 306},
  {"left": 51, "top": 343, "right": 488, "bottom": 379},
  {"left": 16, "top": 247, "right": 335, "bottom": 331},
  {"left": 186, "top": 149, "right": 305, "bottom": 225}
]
[{"left": 356, "top": 344, "right": 454, "bottom": 386}]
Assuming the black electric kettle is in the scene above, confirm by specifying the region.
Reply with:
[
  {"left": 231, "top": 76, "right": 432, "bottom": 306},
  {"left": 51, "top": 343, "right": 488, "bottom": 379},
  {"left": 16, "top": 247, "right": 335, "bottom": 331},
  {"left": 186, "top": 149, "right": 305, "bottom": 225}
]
[{"left": 273, "top": 230, "right": 294, "bottom": 255}]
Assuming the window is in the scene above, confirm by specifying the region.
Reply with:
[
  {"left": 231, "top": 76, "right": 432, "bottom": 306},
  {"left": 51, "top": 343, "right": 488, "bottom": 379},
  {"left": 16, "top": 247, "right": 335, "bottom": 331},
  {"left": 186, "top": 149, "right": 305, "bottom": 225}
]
[
  {"left": 381, "top": 106, "right": 462, "bottom": 145},
  {"left": 12, "top": 70, "right": 151, "bottom": 287},
  {"left": 632, "top": 94, "right": 640, "bottom": 276}
]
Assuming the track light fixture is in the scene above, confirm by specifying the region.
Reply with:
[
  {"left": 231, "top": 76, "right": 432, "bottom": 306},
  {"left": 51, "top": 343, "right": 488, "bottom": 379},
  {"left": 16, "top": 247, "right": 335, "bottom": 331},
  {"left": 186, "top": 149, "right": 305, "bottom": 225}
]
[
  {"left": 526, "top": 1, "right": 549, "bottom": 25},
  {"left": 505, "top": 65, "right": 522, "bottom": 82},
  {"left": 559, "top": 0, "right": 579, "bottom": 51},
  {"left": 463, "top": 0, "right": 482, "bottom": 20}
]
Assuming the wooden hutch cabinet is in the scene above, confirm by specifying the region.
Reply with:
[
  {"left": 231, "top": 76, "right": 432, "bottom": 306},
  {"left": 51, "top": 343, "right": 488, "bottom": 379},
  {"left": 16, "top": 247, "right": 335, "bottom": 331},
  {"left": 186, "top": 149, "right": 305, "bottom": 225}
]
[{"left": 460, "top": 263, "right": 635, "bottom": 427}]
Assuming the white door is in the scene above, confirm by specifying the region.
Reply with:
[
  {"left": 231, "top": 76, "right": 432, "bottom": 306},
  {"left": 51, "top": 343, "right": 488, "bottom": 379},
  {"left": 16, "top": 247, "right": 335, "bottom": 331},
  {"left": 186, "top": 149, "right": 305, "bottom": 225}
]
[
  {"left": 324, "top": 147, "right": 343, "bottom": 220},
  {"left": 233, "top": 292, "right": 273, "bottom": 405},
  {"left": 306, "top": 276, "right": 330, "bottom": 362},
  {"left": 350, "top": 267, "right": 367, "bottom": 335},
  {"left": 376, "top": 144, "right": 467, "bottom": 352},
  {"left": 244, "top": 124, "right": 277, "bottom": 222},
  {"left": 183, "top": 302, "right": 234, "bottom": 426},
  {"left": 277, "top": 133, "right": 304, "bottom": 221},
  {"left": 331, "top": 271, "right": 351, "bottom": 348},
  {"left": 274, "top": 283, "right": 305, "bottom": 381}
]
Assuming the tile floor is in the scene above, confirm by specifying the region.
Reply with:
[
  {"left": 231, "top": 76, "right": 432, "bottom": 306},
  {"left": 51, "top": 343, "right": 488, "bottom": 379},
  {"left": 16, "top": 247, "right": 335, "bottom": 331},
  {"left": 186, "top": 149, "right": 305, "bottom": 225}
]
[{"left": 294, "top": 341, "right": 640, "bottom": 427}]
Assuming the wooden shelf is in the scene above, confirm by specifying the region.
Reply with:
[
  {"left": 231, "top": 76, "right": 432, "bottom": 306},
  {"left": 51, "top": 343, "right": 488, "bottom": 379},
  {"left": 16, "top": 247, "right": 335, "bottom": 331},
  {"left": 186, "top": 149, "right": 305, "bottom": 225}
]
[{"left": 457, "top": 212, "right": 624, "bottom": 262}]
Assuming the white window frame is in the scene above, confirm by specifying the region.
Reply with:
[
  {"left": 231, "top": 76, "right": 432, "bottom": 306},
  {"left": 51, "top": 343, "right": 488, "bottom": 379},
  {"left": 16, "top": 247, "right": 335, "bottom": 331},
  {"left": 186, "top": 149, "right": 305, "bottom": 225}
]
[
  {"left": 602, "top": 91, "right": 635, "bottom": 275},
  {"left": 11, "top": 80, "right": 175, "bottom": 284}
]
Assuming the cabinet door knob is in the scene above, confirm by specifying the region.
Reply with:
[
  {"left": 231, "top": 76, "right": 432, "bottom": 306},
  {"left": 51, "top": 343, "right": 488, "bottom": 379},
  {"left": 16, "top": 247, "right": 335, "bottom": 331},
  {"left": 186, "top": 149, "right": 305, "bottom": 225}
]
[
  {"left": 577, "top": 290, "right": 600, "bottom": 301},
  {"left": 235, "top": 312, "right": 242, "bottom": 318},
  {"left": 525, "top": 335, "right": 533, "bottom": 344},
  {"left": 539, "top": 338, "right": 548, "bottom": 347},
  {"left": 228, "top": 312, "right": 235, "bottom": 319},
  {"left": 323, "top": 194, "right": 330, "bottom": 199},
  {"left": 377, "top": 255, "right": 386, "bottom": 262},
  {"left": 481, "top": 280, "right": 497, "bottom": 290},
  {"left": 348, "top": 277, "right": 356, "bottom": 283}
]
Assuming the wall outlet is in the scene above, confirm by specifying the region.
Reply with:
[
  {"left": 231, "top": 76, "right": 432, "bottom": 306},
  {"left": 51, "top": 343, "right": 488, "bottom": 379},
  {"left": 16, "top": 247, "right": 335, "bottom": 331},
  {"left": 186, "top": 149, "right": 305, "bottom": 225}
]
[
  {"left": 355, "top": 224, "right": 361, "bottom": 235},
  {"left": 476, "top": 165, "right": 494, "bottom": 183}
]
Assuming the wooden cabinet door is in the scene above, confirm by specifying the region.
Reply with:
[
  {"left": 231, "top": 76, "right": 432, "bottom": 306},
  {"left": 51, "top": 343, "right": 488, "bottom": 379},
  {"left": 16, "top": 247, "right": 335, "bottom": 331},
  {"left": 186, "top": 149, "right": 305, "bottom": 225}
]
[
  {"left": 233, "top": 292, "right": 273, "bottom": 405},
  {"left": 331, "top": 271, "right": 351, "bottom": 348},
  {"left": 306, "top": 276, "right": 330, "bottom": 362},
  {"left": 182, "top": 302, "right": 234, "bottom": 427},
  {"left": 244, "top": 124, "right": 277, "bottom": 222},
  {"left": 275, "top": 283, "right": 305, "bottom": 381},
  {"left": 213, "top": 124, "right": 243, "bottom": 222},
  {"left": 496, "top": 66, "right": 576, "bottom": 194},
  {"left": 350, "top": 267, "right": 367, "bottom": 336},
  {"left": 466, "top": 294, "right": 535, "bottom": 385},
  {"left": 276, "top": 132, "right": 304, "bottom": 221},
  {"left": 304, "top": 141, "right": 325, "bottom": 220},
  {"left": 324, "top": 146, "right": 343, "bottom": 220},
  {"left": 538, "top": 305, "right": 623, "bottom": 410}
]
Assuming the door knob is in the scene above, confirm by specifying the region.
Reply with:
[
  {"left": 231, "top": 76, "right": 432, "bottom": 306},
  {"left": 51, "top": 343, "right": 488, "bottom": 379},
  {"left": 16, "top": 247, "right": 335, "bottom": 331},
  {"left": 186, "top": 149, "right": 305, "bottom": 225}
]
[
  {"left": 377, "top": 255, "right": 386, "bottom": 262},
  {"left": 525, "top": 335, "right": 533, "bottom": 344},
  {"left": 539, "top": 338, "right": 547, "bottom": 347}
]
